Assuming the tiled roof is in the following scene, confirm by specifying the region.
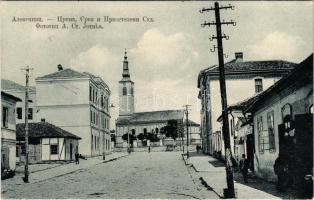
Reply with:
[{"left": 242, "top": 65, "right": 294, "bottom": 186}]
[
  {"left": 1, "top": 91, "right": 22, "bottom": 102},
  {"left": 1, "top": 79, "right": 36, "bottom": 92},
  {"left": 16, "top": 122, "right": 81, "bottom": 139},
  {"left": 36, "top": 68, "right": 89, "bottom": 80},
  {"left": 197, "top": 59, "right": 297, "bottom": 87},
  {"left": 116, "top": 110, "right": 184, "bottom": 125},
  {"left": 206, "top": 60, "right": 296, "bottom": 74},
  {"left": 183, "top": 119, "right": 200, "bottom": 126},
  {"left": 245, "top": 54, "right": 313, "bottom": 113}
]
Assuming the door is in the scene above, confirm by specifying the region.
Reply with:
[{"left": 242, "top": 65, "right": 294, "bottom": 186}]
[
  {"left": 246, "top": 134, "right": 254, "bottom": 172},
  {"left": 70, "top": 144, "right": 73, "bottom": 160}
]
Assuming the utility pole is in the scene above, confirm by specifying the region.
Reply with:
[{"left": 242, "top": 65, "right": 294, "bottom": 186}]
[
  {"left": 200, "top": 2, "right": 236, "bottom": 198},
  {"left": 183, "top": 105, "right": 191, "bottom": 158},
  {"left": 21, "top": 66, "right": 33, "bottom": 183}
]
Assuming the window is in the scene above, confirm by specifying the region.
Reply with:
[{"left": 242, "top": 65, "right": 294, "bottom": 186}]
[
  {"left": 255, "top": 78, "right": 263, "bottom": 93},
  {"left": 90, "top": 111, "right": 93, "bottom": 123},
  {"left": 123, "top": 87, "right": 127, "bottom": 96},
  {"left": 282, "top": 103, "right": 292, "bottom": 123},
  {"left": 89, "top": 86, "right": 92, "bottom": 101},
  {"left": 28, "top": 108, "right": 33, "bottom": 120},
  {"left": 131, "top": 87, "right": 134, "bottom": 96},
  {"left": 50, "top": 145, "right": 58, "bottom": 155},
  {"left": 267, "top": 111, "right": 276, "bottom": 152},
  {"left": 92, "top": 136, "right": 94, "bottom": 150},
  {"left": 156, "top": 128, "right": 159, "bottom": 134},
  {"left": 2, "top": 107, "right": 8, "bottom": 128},
  {"left": 101, "top": 95, "right": 104, "bottom": 107},
  {"left": 257, "top": 116, "right": 264, "bottom": 153},
  {"left": 144, "top": 128, "right": 147, "bottom": 134},
  {"left": 17, "top": 107, "right": 22, "bottom": 119}
]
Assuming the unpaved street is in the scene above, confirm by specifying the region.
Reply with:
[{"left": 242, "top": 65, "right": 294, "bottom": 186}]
[{"left": 2, "top": 152, "right": 217, "bottom": 199}]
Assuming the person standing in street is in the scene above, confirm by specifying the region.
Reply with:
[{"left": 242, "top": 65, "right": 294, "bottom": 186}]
[
  {"left": 148, "top": 146, "right": 151, "bottom": 153},
  {"left": 75, "top": 152, "right": 79, "bottom": 164},
  {"left": 239, "top": 154, "right": 249, "bottom": 183}
]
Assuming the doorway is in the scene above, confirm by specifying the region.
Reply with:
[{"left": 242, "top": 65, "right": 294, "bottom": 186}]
[{"left": 70, "top": 144, "right": 73, "bottom": 160}]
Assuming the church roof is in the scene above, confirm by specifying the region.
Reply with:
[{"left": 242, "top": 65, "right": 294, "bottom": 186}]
[{"left": 116, "top": 110, "right": 184, "bottom": 125}]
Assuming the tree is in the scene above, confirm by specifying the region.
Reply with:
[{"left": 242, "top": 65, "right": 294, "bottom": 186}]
[{"left": 161, "top": 120, "right": 180, "bottom": 140}]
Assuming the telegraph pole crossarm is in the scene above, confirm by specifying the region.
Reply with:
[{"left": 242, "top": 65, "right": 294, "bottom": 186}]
[{"left": 200, "top": 1, "right": 236, "bottom": 198}]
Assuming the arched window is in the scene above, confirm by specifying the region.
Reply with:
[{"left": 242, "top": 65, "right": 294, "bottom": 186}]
[
  {"left": 143, "top": 128, "right": 147, "bottom": 134},
  {"left": 155, "top": 128, "right": 159, "bottom": 134},
  {"left": 123, "top": 87, "right": 127, "bottom": 96},
  {"left": 282, "top": 103, "right": 293, "bottom": 123}
]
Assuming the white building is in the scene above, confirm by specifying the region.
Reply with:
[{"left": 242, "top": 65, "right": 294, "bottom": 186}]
[
  {"left": 1, "top": 91, "right": 21, "bottom": 178},
  {"left": 197, "top": 52, "right": 296, "bottom": 156},
  {"left": 1, "top": 79, "right": 37, "bottom": 124},
  {"left": 35, "top": 65, "right": 111, "bottom": 157},
  {"left": 183, "top": 119, "right": 201, "bottom": 145}
]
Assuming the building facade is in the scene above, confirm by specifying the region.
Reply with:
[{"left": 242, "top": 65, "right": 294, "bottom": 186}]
[
  {"left": 245, "top": 54, "right": 313, "bottom": 183},
  {"left": 1, "top": 91, "right": 21, "bottom": 178},
  {"left": 1, "top": 79, "right": 37, "bottom": 124},
  {"left": 35, "top": 65, "right": 111, "bottom": 157},
  {"left": 16, "top": 122, "right": 81, "bottom": 162},
  {"left": 197, "top": 52, "right": 296, "bottom": 156}
]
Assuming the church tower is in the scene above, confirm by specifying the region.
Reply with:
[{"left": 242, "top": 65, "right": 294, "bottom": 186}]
[{"left": 119, "top": 49, "right": 135, "bottom": 116}]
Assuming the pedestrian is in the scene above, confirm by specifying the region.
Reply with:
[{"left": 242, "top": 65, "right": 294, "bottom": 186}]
[
  {"left": 239, "top": 154, "right": 249, "bottom": 183},
  {"left": 148, "top": 146, "right": 151, "bottom": 153},
  {"left": 75, "top": 152, "right": 79, "bottom": 164},
  {"left": 274, "top": 156, "right": 290, "bottom": 191}
]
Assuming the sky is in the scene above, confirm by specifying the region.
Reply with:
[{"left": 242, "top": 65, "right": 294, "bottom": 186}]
[{"left": 1, "top": 1, "right": 313, "bottom": 127}]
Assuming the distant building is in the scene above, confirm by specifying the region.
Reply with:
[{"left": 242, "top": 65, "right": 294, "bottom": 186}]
[
  {"left": 244, "top": 54, "right": 313, "bottom": 182},
  {"left": 1, "top": 91, "right": 21, "bottom": 179},
  {"left": 116, "top": 50, "right": 184, "bottom": 148},
  {"left": 1, "top": 79, "right": 37, "bottom": 124},
  {"left": 116, "top": 110, "right": 184, "bottom": 147},
  {"left": 217, "top": 95, "right": 257, "bottom": 168},
  {"left": 35, "top": 65, "right": 111, "bottom": 157},
  {"left": 197, "top": 52, "right": 296, "bottom": 156},
  {"left": 183, "top": 119, "right": 201, "bottom": 145},
  {"left": 16, "top": 122, "right": 81, "bottom": 162}
]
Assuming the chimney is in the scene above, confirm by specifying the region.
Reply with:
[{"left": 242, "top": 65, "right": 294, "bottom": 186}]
[
  {"left": 57, "top": 64, "right": 63, "bottom": 71},
  {"left": 235, "top": 52, "right": 243, "bottom": 62},
  {"left": 41, "top": 118, "right": 45, "bottom": 122}
]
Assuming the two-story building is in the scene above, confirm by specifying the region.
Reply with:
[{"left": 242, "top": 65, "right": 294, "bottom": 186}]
[
  {"left": 197, "top": 52, "right": 296, "bottom": 156},
  {"left": 35, "top": 65, "right": 111, "bottom": 157},
  {"left": 1, "top": 91, "right": 21, "bottom": 179},
  {"left": 1, "top": 79, "right": 37, "bottom": 124}
]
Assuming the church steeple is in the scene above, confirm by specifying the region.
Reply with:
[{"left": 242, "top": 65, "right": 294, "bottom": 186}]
[
  {"left": 119, "top": 48, "right": 135, "bottom": 116},
  {"left": 122, "top": 48, "right": 130, "bottom": 78}
]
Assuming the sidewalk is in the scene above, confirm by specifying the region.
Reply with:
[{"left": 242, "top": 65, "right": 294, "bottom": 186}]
[
  {"left": 8, "top": 153, "right": 128, "bottom": 184},
  {"left": 183, "top": 152, "right": 298, "bottom": 199}
]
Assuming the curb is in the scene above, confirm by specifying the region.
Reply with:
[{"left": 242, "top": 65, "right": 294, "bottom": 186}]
[{"left": 199, "top": 177, "right": 224, "bottom": 199}]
